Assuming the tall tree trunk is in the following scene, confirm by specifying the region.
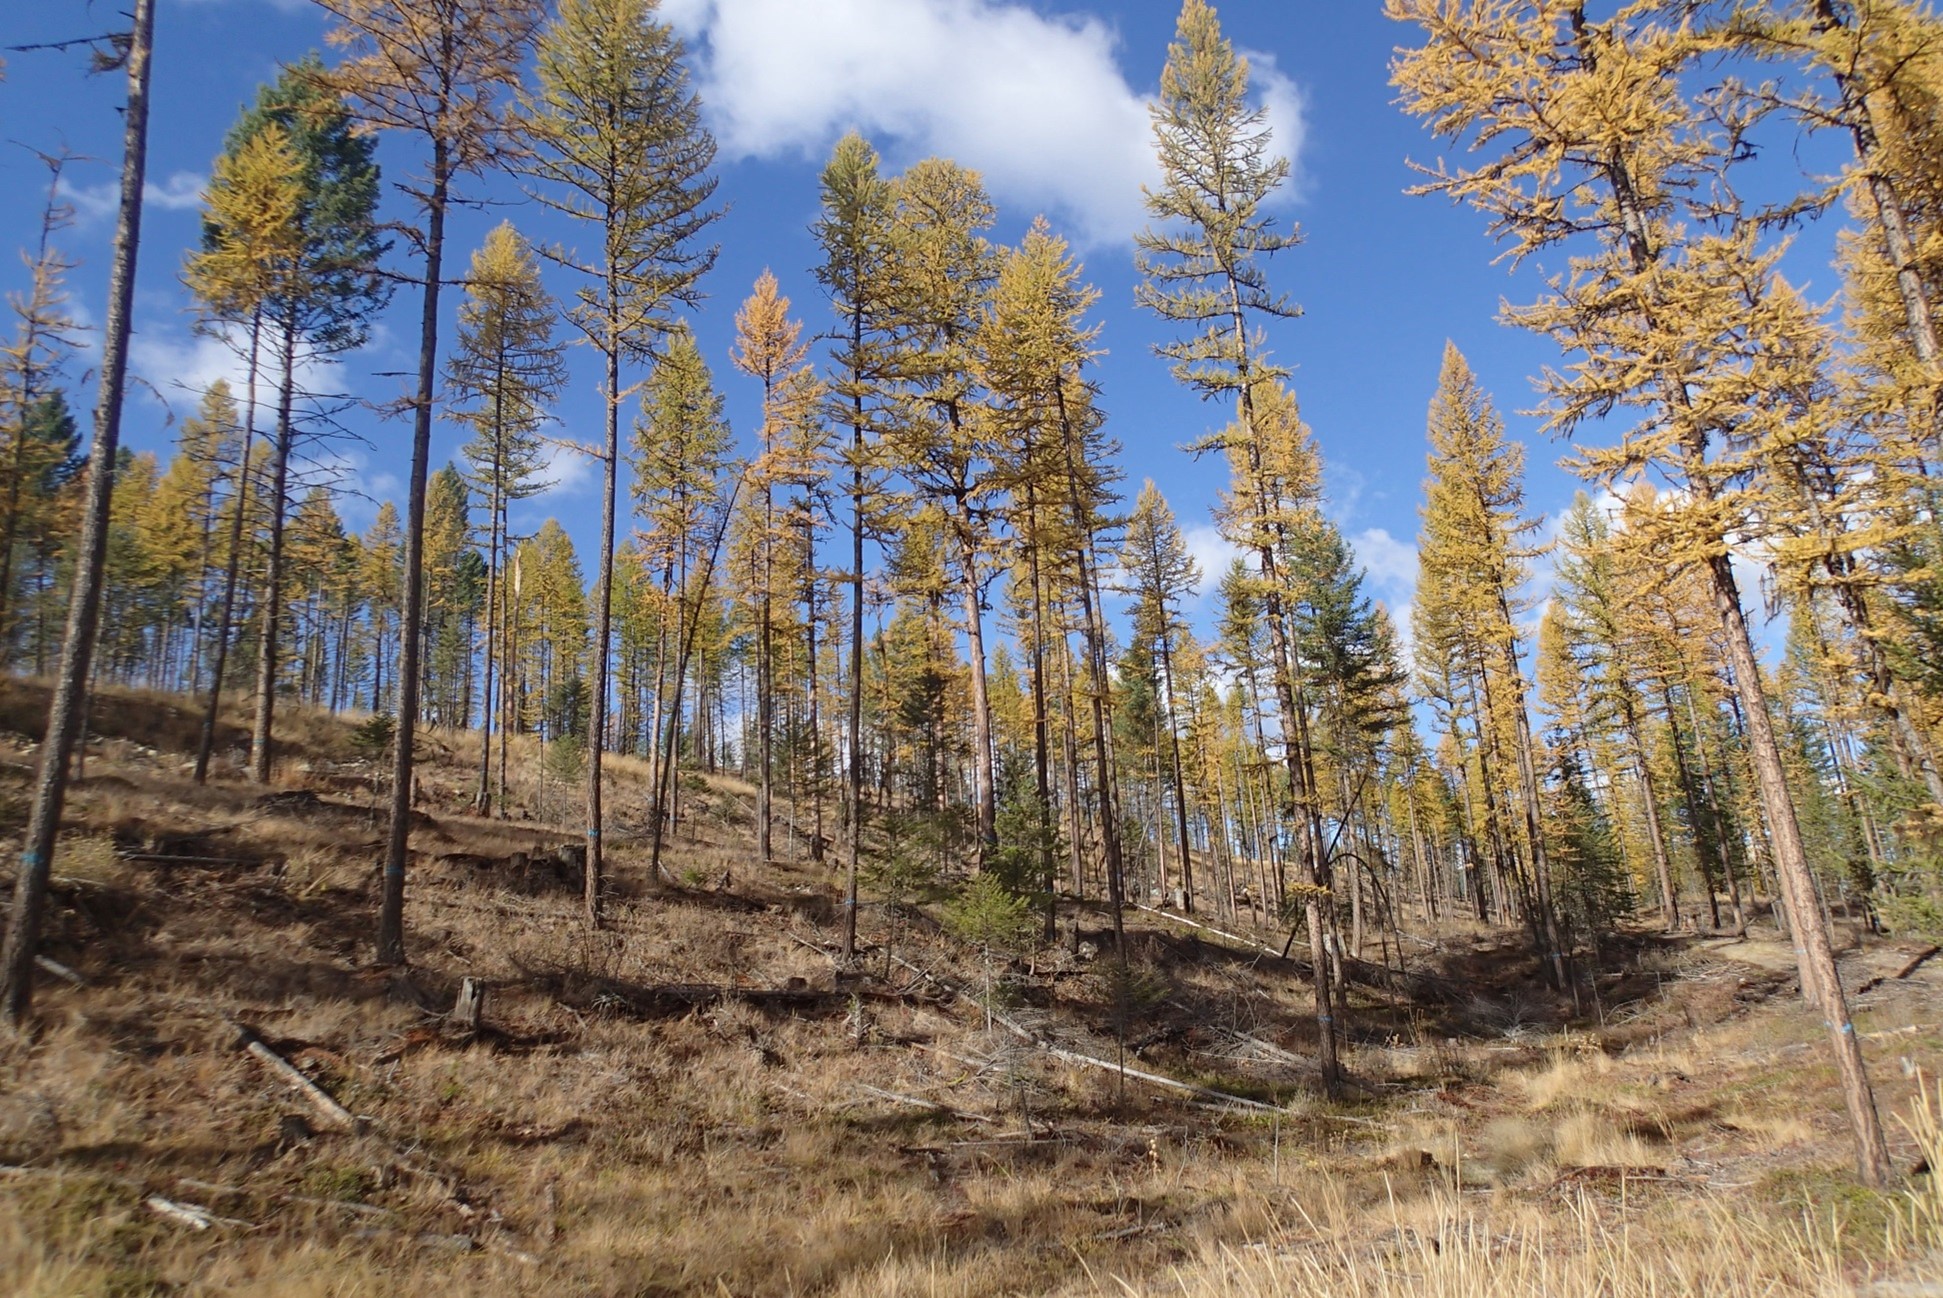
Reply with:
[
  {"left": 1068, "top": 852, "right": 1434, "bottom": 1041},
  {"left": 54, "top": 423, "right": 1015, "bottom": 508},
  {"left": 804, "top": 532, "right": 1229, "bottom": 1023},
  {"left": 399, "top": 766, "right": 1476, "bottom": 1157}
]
[
  {"left": 958, "top": 509, "right": 996, "bottom": 862},
  {"left": 1812, "top": 0, "right": 1943, "bottom": 451},
  {"left": 195, "top": 310, "right": 265, "bottom": 784},
  {"left": 842, "top": 359, "right": 866, "bottom": 960},
  {"left": 250, "top": 308, "right": 301, "bottom": 784},
  {"left": 1156, "top": 627, "right": 1196, "bottom": 912},
  {"left": 1054, "top": 386, "right": 1125, "bottom": 953},
  {"left": 803, "top": 510, "right": 824, "bottom": 864},
  {"left": 1497, "top": 597, "right": 1571, "bottom": 995},
  {"left": 377, "top": 138, "right": 450, "bottom": 967},
  {"left": 1026, "top": 476, "right": 1055, "bottom": 938},
  {"left": 585, "top": 336, "right": 619, "bottom": 927},
  {"left": 474, "top": 468, "right": 501, "bottom": 815},
  {"left": 1621, "top": 697, "right": 1680, "bottom": 931},
  {"left": 1, "top": 0, "right": 152, "bottom": 1025}
]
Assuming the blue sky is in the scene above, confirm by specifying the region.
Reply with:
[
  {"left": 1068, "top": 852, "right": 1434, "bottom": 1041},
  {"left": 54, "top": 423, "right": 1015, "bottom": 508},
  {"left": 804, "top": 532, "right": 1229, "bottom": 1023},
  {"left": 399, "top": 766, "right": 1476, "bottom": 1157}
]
[{"left": 0, "top": 0, "right": 1854, "bottom": 650}]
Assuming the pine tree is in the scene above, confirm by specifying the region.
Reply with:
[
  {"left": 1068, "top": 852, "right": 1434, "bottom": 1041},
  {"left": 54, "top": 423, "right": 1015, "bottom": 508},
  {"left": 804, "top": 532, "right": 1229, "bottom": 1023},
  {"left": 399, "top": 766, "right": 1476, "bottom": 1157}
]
[
  {"left": 522, "top": 0, "right": 721, "bottom": 925},
  {"left": 318, "top": 0, "right": 543, "bottom": 964}
]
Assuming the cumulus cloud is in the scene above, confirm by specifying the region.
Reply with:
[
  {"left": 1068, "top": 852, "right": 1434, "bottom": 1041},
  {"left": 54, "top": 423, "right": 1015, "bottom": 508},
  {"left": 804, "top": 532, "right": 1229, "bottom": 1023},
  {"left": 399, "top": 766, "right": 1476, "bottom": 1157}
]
[
  {"left": 536, "top": 436, "right": 598, "bottom": 497},
  {"left": 1348, "top": 526, "right": 1418, "bottom": 657},
  {"left": 59, "top": 171, "right": 208, "bottom": 224},
  {"left": 1181, "top": 522, "right": 1241, "bottom": 602},
  {"left": 661, "top": 0, "right": 1304, "bottom": 245}
]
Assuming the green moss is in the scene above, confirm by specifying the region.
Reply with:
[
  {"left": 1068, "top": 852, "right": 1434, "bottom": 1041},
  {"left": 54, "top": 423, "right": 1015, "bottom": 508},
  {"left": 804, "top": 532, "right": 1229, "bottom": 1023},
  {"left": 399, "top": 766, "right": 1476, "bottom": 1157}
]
[{"left": 1758, "top": 1165, "right": 1896, "bottom": 1256}]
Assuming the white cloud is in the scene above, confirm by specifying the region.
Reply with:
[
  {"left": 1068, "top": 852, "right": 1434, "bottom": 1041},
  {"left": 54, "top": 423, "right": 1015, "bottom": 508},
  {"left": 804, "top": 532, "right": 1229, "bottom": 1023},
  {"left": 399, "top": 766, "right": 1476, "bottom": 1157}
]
[
  {"left": 59, "top": 171, "right": 208, "bottom": 224},
  {"left": 1348, "top": 527, "right": 1416, "bottom": 599},
  {"left": 1181, "top": 522, "right": 1241, "bottom": 601},
  {"left": 663, "top": 0, "right": 1304, "bottom": 246},
  {"left": 129, "top": 328, "right": 261, "bottom": 420},
  {"left": 536, "top": 436, "right": 597, "bottom": 497}
]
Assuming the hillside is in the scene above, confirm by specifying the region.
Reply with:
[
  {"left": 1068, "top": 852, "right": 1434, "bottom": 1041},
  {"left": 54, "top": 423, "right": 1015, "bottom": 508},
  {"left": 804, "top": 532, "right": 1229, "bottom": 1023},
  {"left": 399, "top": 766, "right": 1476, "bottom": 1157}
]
[{"left": 3, "top": 681, "right": 1943, "bottom": 1297}]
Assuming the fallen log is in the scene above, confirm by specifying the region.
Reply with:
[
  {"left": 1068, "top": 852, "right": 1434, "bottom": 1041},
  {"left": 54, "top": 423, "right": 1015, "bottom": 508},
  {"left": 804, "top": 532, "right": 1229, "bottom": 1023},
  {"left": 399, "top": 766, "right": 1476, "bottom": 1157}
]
[
  {"left": 146, "top": 1195, "right": 252, "bottom": 1230},
  {"left": 34, "top": 956, "right": 84, "bottom": 987},
  {"left": 241, "top": 1035, "right": 356, "bottom": 1132},
  {"left": 886, "top": 952, "right": 1282, "bottom": 1114},
  {"left": 1860, "top": 945, "right": 1942, "bottom": 995},
  {"left": 122, "top": 853, "right": 264, "bottom": 867},
  {"left": 856, "top": 1083, "right": 996, "bottom": 1125}
]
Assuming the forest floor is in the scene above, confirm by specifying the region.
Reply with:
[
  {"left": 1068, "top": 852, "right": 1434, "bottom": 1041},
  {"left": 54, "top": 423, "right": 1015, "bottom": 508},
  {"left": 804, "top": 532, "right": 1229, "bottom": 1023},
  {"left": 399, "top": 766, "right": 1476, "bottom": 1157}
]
[{"left": 4, "top": 680, "right": 1943, "bottom": 1296}]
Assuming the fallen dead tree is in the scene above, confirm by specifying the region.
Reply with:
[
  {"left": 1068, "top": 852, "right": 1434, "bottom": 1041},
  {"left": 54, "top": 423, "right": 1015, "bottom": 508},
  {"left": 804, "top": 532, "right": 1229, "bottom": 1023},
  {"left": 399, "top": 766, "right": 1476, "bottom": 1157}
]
[
  {"left": 512, "top": 967, "right": 932, "bottom": 1020},
  {"left": 885, "top": 952, "right": 1283, "bottom": 1114},
  {"left": 1130, "top": 902, "right": 1462, "bottom": 1005}
]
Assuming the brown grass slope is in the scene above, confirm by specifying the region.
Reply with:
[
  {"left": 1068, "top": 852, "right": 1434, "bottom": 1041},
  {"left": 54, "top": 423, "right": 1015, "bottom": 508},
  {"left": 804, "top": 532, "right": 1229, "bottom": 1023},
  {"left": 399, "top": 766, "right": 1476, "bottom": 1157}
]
[{"left": 2, "top": 679, "right": 1943, "bottom": 1296}]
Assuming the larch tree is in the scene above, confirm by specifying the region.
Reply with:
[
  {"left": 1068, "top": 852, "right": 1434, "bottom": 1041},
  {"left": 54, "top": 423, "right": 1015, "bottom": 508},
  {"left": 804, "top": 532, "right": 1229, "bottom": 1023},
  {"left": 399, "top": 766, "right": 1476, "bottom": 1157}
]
[
  {"left": 882, "top": 157, "right": 1003, "bottom": 861},
  {"left": 521, "top": 0, "right": 720, "bottom": 927},
  {"left": 449, "top": 221, "right": 566, "bottom": 815},
  {"left": 729, "top": 270, "right": 813, "bottom": 864},
  {"left": 1135, "top": 0, "right": 1341, "bottom": 1089},
  {"left": 1551, "top": 492, "right": 1683, "bottom": 930},
  {"left": 1, "top": 0, "right": 153, "bottom": 1027},
  {"left": 183, "top": 117, "right": 304, "bottom": 784},
  {"left": 0, "top": 152, "right": 84, "bottom": 658},
  {"left": 317, "top": 0, "right": 543, "bottom": 965},
  {"left": 981, "top": 221, "right": 1126, "bottom": 949},
  {"left": 1119, "top": 480, "right": 1203, "bottom": 912},
  {"left": 1416, "top": 343, "right": 1568, "bottom": 992},
  {"left": 812, "top": 131, "right": 900, "bottom": 960},
  {"left": 630, "top": 326, "right": 733, "bottom": 880},
  {"left": 1389, "top": 0, "right": 1892, "bottom": 1184},
  {"left": 219, "top": 58, "right": 388, "bottom": 787}
]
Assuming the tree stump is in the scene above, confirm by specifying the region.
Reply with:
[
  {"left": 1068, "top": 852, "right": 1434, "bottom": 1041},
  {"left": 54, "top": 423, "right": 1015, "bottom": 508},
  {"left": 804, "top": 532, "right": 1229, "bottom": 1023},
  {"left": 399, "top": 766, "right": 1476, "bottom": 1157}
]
[{"left": 453, "top": 977, "right": 487, "bottom": 1033}]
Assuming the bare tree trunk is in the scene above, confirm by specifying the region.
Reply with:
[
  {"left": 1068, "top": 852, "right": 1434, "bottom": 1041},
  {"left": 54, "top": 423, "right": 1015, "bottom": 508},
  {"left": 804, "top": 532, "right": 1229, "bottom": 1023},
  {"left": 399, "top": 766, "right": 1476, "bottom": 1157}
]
[
  {"left": 195, "top": 310, "right": 265, "bottom": 784},
  {"left": 377, "top": 138, "right": 451, "bottom": 967},
  {"left": 842, "top": 374, "right": 866, "bottom": 960},
  {"left": 1622, "top": 701, "right": 1679, "bottom": 931},
  {"left": 1, "top": 0, "right": 152, "bottom": 1025},
  {"left": 250, "top": 308, "right": 300, "bottom": 784},
  {"left": 584, "top": 337, "right": 619, "bottom": 928},
  {"left": 958, "top": 512, "right": 996, "bottom": 862},
  {"left": 474, "top": 475, "right": 500, "bottom": 815},
  {"left": 1703, "top": 546, "right": 1889, "bottom": 1182}
]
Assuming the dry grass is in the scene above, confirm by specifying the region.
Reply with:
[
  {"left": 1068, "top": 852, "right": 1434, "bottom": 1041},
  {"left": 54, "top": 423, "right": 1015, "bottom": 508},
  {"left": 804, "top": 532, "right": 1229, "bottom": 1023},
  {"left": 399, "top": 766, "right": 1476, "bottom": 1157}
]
[{"left": 5, "top": 687, "right": 1943, "bottom": 1295}]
